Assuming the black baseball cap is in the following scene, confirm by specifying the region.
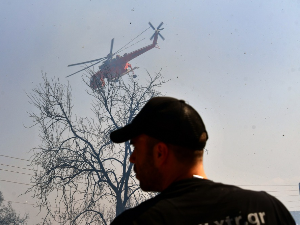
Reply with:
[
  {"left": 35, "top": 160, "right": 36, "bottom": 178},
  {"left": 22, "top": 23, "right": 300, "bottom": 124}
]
[{"left": 110, "top": 96, "right": 208, "bottom": 150}]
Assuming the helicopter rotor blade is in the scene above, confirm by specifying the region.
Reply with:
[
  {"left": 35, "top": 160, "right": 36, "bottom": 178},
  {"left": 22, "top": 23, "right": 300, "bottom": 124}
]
[
  {"left": 66, "top": 59, "right": 104, "bottom": 78},
  {"left": 68, "top": 57, "right": 106, "bottom": 67},
  {"left": 157, "top": 22, "right": 164, "bottom": 30},
  {"left": 149, "top": 22, "right": 155, "bottom": 30},
  {"left": 110, "top": 38, "right": 114, "bottom": 56},
  {"left": 150, "top": 32, "right": 156, "bottom": 40},
  {"left": 158, "top": 32, "right": 165, "bottom": 41}
]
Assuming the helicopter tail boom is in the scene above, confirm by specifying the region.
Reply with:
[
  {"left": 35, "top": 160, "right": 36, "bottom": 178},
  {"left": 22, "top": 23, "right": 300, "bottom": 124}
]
[{"left": 122, "top": 22, "right": 164, "bottom": 62}]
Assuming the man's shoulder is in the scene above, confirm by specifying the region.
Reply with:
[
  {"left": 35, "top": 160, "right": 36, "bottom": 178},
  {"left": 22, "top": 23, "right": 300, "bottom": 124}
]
[
  {"left": 163, "top": 178, "right": 270, "bottom": 202},
  {"left": 111, "top": 194, "right": 164, "bottom": 225},
  {"left": 111, "top": 179, "right": 295, "bottom": 225},
  {"left": 196, "top": 179, "right": 285, "bottom": 207}
]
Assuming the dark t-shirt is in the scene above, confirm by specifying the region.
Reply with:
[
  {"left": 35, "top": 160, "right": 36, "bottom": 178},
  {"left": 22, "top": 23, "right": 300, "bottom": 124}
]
[{"left": 111, "top": 178, "right": 295, "bottom": 225}]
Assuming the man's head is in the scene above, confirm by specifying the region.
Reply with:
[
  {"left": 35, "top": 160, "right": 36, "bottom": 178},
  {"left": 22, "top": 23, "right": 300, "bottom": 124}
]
[
  {"left": 110, "top": 96, "right": 208, "bottom": 149},
  {"left": 110, "top": 96, "right": 208, "bottom": 191}
]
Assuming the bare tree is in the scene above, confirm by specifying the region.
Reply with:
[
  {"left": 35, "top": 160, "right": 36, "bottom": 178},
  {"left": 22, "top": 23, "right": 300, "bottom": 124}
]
[
  {"left": 0, "top": 191, "right": 28, "bottom": 224},
  {"left": 27, "top": 71, "right": 165, "bottom": 224}
]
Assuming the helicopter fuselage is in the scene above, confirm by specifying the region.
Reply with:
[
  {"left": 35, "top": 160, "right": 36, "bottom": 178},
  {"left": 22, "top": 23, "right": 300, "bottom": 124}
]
[{"left": 90, "top": 32, "right": 159, "bottom": 90}]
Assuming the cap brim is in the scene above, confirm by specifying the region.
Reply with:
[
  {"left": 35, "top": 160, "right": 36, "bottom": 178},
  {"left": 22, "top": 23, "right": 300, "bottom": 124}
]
[{"left": 110, "top": 124, "right": 139, "bottom": 143}]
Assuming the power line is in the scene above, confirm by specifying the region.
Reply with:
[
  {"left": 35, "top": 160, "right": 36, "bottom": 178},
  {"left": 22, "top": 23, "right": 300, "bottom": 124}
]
[
  {"left": 0, "top": 179, "right": 87, "bottom": 189},
  {"left": 0, "top": 179, "right": 103, "bottom": 199},
  {"left": 0, "top": 168, "right": 32, "bottom": 176},
  {"left": 0, "top": 154, "right": 30, "bottom": 162},
  {"left": 4, "top": 200, "right": 62, "bottom": 211},
  {"left": 1, "top": 181, "right": 298, "bottom": 210},
  {"left": 0, "top": 179, "right": 33, "bottom": 186},
  {"left": 0, "top": 163, "right": 33, "bottom": 171},
  {"left": 3, "top": 200, "right": 35, "bottom": 206}
]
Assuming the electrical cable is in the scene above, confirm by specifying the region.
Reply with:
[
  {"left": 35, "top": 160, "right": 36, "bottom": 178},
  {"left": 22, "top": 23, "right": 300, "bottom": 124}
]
[
  {"left": 0, "top": 168, "right": 32, "bottom": 176},
  {"left": 0, "top": 163, "right": 33, "bottom": 171},
  {"left": 0, "top": 179, "right": 33, "bottom": 186},
  {"left": 3, "top": 200, "right": 35, "bottom": 206},
  {"left": 0, "top": 154, "right": 30, "bottom": 161}
]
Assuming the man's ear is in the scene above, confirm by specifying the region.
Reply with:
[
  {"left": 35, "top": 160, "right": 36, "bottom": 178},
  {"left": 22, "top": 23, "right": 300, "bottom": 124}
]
[{"left": 153, "top": 142, "right": 169, "bottom": 167}]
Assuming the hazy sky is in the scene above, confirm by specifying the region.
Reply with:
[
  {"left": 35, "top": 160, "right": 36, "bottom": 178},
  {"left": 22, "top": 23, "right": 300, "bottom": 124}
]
[{"left": 1, "top": 0, "right": 300, "bottom": 223}]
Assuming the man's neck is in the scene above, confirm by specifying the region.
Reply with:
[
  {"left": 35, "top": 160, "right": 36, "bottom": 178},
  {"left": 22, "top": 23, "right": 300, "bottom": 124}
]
[{"left": 160, "top": 163, "right": 207, "bottom": 191}]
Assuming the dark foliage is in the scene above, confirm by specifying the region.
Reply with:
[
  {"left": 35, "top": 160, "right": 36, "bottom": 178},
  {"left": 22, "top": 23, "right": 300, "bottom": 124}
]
[{"left": 0, "top": 191, "right": 28, "bottom": 225}]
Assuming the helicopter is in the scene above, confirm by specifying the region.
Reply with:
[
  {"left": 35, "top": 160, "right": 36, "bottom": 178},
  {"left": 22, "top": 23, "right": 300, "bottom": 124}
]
[{"left": 67, "top": 22, "right": 165, "bottom": 90}]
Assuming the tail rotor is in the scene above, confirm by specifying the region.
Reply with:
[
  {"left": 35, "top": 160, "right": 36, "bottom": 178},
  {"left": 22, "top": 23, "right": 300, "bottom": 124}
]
[{"left": 149, "top": 22, "right": 165, "bottom": 41}]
